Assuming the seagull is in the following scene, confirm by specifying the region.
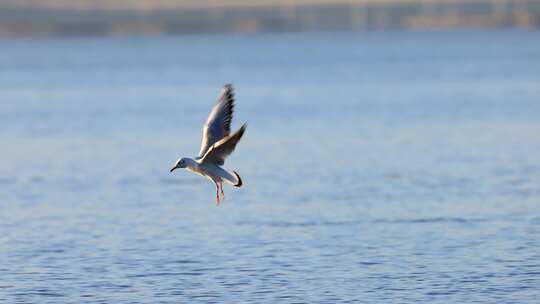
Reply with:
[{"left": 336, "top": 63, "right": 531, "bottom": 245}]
[{"left": 170, "top": 84, "right": 246, "bottom": 205}]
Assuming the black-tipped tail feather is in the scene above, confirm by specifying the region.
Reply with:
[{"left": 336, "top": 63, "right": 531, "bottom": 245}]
[{"left": 233, "top": 171, "right": 243, "bottom": 187}]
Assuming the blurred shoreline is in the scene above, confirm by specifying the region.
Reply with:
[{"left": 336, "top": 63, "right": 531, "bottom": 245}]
[{"left": 1, "top": 0, "right": 539, "bottom": 37}]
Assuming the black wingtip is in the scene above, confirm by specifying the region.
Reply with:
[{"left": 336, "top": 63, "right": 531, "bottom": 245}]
[
  {"left": 223, "top": 84, "right": 234, "bottom": 98},
  {"left": 218, "top": 84, "right": 235, "bottom": 134},
  {"left": 233, "top": 171, "right": 243, "bottom": 188}
]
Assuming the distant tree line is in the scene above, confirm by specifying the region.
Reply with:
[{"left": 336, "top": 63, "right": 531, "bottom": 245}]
[{"left": 0, "top": 0, "right": 538, "bottom": 36}]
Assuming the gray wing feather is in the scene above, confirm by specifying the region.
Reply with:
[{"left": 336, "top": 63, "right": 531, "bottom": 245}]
[
  {"left": 198, "top": 84, "right": 235, "bottom": 158},
  {"left": 201, "top": 124, "right": 246, "bottom": 166}
]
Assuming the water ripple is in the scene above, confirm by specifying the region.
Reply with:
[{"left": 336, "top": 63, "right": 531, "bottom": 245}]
[{"left": 236, "top": 217, "right": 489, "bottom": 227}]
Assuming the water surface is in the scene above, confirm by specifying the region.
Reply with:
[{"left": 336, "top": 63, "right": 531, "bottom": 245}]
[{"left": 1, "top": 31, "right": 540, "bottom": 303}]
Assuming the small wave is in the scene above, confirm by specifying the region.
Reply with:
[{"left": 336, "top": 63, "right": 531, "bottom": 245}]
[
  {"left": 0, "top": 177, "right": 17, "bottom": 185},
  {"left": 529, "top": 217, "right": 540, "bottom": 225},
  {"left": 374, "top": 217, "right": 487, "bottom": 224},
  {"left": 173, "top": 259, "right": 200, "bottom": 264},
  {"left": 28, "top": 176, "right": 46, "bottom": 184},
  {"left": 237, "top": 217, "right": 485, "bottom": 227},
  {"left": 128, "top": 272, "right": 203, "bottom": 278},
  {"left": 236, "top": 220, "right": 363, "bottom": 227},
  {"left": 14, "top": 290, "right": 65, "bottom": 297},
  {"left": 358, "top": 261, "right": 382, "bottom": 266}
]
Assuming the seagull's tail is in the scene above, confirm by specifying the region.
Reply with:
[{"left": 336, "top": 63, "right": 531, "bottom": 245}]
[{"left": 223, "top": 170, "right": 243, "bottom": 188}]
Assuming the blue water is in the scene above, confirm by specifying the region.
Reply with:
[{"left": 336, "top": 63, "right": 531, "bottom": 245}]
[{"left": 1, "top": 31, "right": 540, "bottom": 303}]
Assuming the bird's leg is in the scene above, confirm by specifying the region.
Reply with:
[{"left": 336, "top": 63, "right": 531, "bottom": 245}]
[
  {"left": 219, "top": 182, "right": 225, "bottom": 199},
  {"left": 215, "top": 183, "right": 220, "bottom": 206}
]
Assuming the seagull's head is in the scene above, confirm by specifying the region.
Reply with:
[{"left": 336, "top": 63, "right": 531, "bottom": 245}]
[{"left": 170, "top": 158, "right": 188, "bottom": 172}]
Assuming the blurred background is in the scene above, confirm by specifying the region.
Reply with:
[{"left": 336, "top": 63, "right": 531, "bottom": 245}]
[
  {"left": 1, "top": 1, "right": 540, "bottom": 303},
  {"left": 0, "top": 0, "right": 540, "bottom": 36}
]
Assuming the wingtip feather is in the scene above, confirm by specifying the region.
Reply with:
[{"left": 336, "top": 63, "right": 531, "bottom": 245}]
[
  {"left": 236, "top": 123, "right": 247, "bottom": 138},
  {"left": 233, "top": 171, "right": 243, "bottom": 188}
]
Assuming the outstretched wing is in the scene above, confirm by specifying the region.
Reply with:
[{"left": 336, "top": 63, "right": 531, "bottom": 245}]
[
  {"left": 198, "top": 84, "right": 235, "bottom": 158},
  {"left": 201, "top": 124, "right": 246, "bottom": 166}
]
